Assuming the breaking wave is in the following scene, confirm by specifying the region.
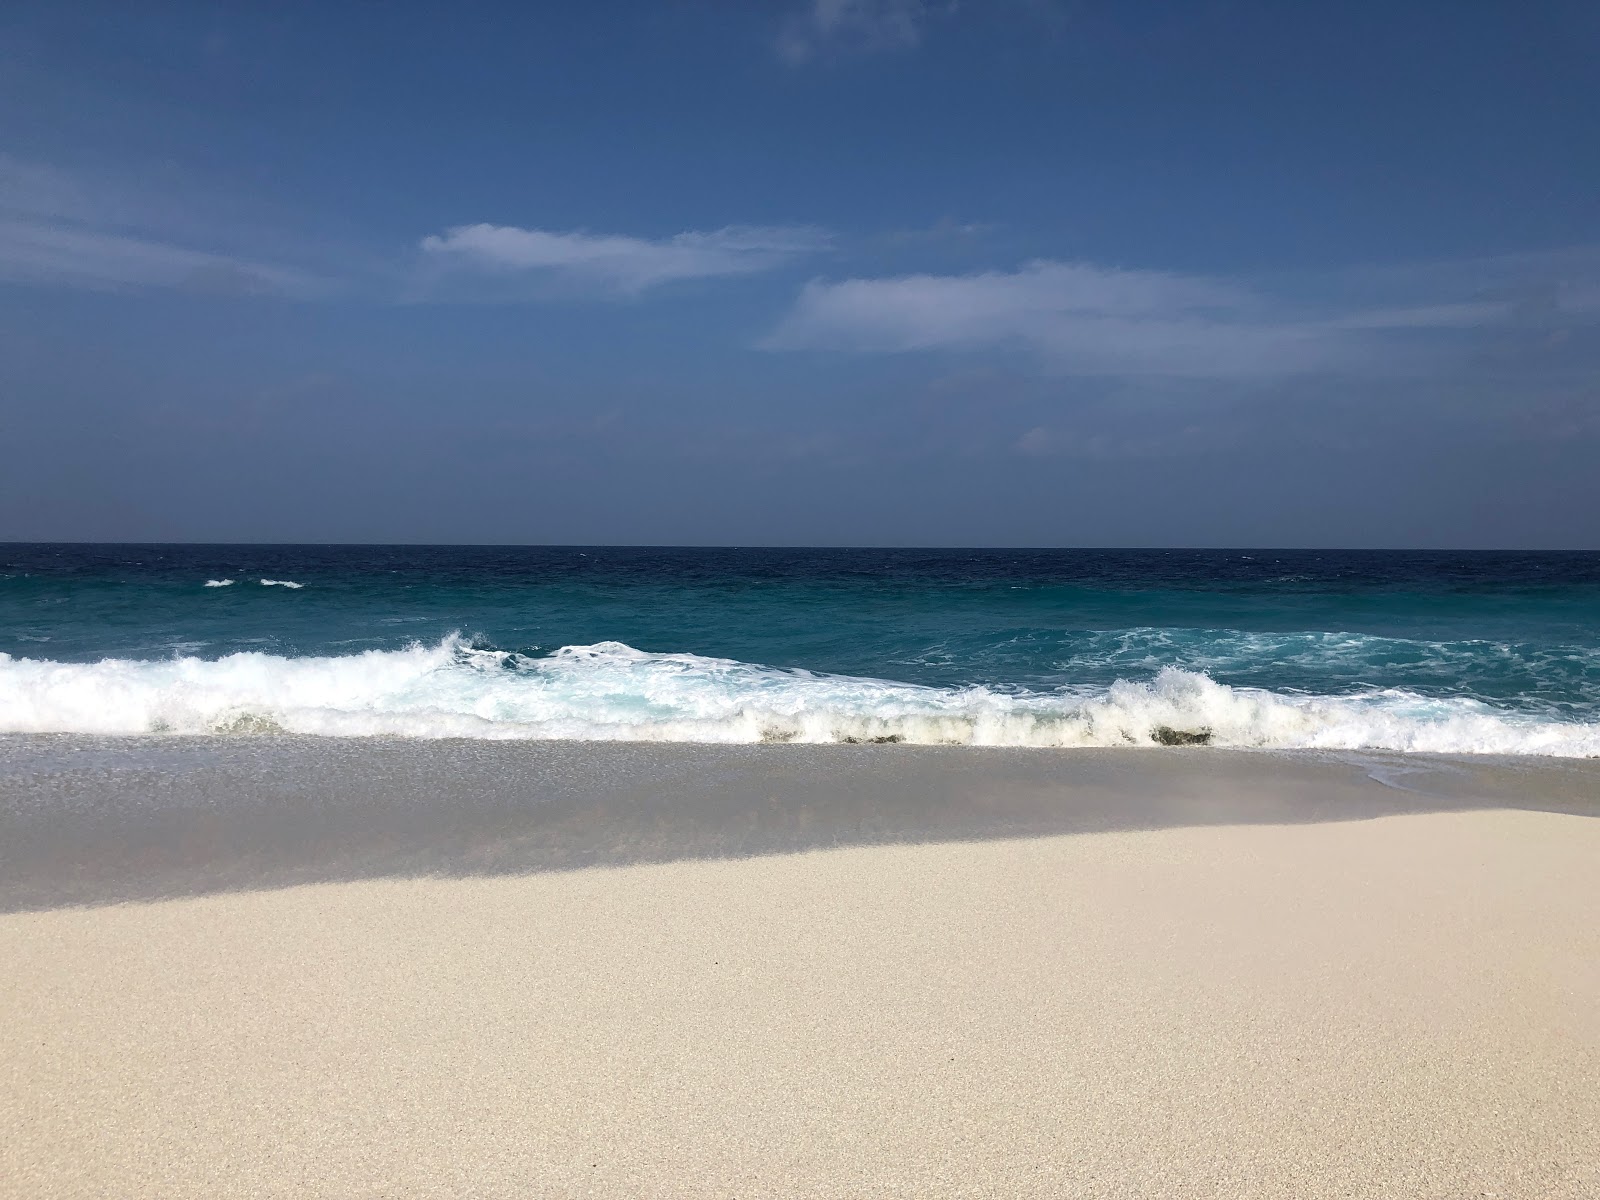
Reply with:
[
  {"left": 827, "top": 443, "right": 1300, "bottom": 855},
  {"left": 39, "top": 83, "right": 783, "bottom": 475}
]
[{"left": 0, "top": 637, "right": 1595, "bottom": 755}]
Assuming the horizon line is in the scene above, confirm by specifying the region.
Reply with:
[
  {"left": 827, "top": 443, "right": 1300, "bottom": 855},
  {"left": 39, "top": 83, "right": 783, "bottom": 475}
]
[{"left": 3, "top": 542, "right": 1597, "bottom": 554}]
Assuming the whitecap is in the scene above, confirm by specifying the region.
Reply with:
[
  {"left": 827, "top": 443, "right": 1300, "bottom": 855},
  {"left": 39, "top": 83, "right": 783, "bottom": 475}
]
[
  {"left": 204, "top": 579, "right": 235, "bottom": 588},
  {"left": 259, "top": 579, "right": 304, "bottom": 589},
  {"left": 0, "top": 636, "right": 1594, "bottom": 755}
]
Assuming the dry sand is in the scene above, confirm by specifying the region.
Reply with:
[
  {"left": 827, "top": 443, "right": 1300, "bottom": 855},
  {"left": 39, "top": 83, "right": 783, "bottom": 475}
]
[{"left": 3, "top": 806, "right": 1598, "bottom": 1198}]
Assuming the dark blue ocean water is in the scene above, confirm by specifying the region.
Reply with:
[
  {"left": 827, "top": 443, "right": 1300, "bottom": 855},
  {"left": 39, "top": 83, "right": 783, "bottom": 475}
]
[{"left": 3, "top": 545, "right": 1599, "bottom": 752}]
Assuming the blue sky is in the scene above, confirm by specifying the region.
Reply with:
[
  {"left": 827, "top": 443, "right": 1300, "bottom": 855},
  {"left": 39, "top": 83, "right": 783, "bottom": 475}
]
[{"left": 2, "top": 0, "right": 1597, "bottom": 546}]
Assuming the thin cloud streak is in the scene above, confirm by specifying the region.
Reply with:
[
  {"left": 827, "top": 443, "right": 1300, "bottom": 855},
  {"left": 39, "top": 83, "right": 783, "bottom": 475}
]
[
  {"left": 419, "top": 223, "right": 830, "bottom": 295},
  {"left": 0, "top": 156, "right": 334, "bottom": 298},
  {"left": 0, "top": 219, "right": 327, "bottom": 297},
  {"left": 777, "top": 0, "right": 942, "bottom": 63},
  {"left": 762, "top": 256, "right": 1596, "bottom": 378}
]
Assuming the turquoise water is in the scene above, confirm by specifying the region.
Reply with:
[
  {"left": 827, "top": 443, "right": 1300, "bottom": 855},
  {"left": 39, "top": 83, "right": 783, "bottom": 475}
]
[{"left": 3, "top": 545, "right": 1598, "bottom": 753}]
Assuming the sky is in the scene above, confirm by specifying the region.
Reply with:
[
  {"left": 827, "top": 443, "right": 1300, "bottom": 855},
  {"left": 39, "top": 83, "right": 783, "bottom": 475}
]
[{"left": 1, "top": 0, "right": 1597, "bottom": 547}]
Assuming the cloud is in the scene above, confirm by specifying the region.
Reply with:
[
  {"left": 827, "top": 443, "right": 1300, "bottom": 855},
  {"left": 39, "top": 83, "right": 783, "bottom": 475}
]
[
  {"left": 0, "top": 156, "right": 330, "bottom": 298},
  {"left": 764, "top": 260, "right": 1348, "bottom": 376},
  {"left": 762, "top": 255, "right": 1600, "bottom": 378},
  {"left": 419, "top": 223, "right": 829, "bottom": 295},
  {"left": 777, "top": 0, "right": 945, "bottom": 63},
  {"left": 1326, "top": 302, "right": 1512, "bottom": 331},
  {"left": 0, "top": 219, "right": 324, "bottom": 296},
  {"left": 0, "top": 157, "right": 824, "bottom": 304}
]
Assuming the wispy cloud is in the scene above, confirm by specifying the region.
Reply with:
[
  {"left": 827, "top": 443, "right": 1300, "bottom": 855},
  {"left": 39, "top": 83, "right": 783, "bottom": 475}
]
[
  {"left": 0, "top": 219, "right": 325, "bottom": 296},
  {"left": 763, "top": 255, "right": 1600, "bottom": 378},
  {"left": 777, "top": 0, "right": 947, "bottom": 64},
  {"left": 0, "top": 155, "right": 331, "bottom": 298},
  {"left": 418, "top": 223, "right": 830, "bottom": 296},
  {"left": 0, "top": 157, "right": 828, "bottom": 304},
  {"left": 765, "top": 260, "right": 1341, "bottom": 376}
]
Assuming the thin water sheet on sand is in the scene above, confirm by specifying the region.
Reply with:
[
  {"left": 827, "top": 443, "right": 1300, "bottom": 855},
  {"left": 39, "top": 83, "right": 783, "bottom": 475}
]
[{"left": 1, "top": 735, "right": 1597, "bottom": 910}]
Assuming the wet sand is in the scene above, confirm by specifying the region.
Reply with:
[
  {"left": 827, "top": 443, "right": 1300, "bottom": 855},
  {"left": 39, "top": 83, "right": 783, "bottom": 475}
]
[
  {"left": 3, "top": 735, "right": 1597, "bottom": 911},
  {"left": 1, "top": 739, "right": 1598, "bottom": 1196}
]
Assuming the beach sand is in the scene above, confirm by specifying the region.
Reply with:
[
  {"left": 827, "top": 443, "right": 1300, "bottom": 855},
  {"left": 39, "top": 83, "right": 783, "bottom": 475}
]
[{"left": 2, "top": 742, "right": 1598, "bottom": 1197}]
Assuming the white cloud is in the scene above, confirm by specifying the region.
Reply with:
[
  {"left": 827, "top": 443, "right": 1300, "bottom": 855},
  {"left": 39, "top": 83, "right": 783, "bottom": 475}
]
[
  {"left": 761, "top": 258, "right": 1577, "bottom": 377},
  {"left": 765, "top": 260, "right": 1348, "bottom": 377},
  {"left": 419, "top": 223, "right": 829, "bottom": 295},
  {"left": 777, "top": 0, "right": 942, "bottom": 63}
]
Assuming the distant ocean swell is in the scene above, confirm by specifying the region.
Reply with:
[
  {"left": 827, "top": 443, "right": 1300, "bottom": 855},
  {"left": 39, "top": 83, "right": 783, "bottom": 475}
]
[{"left": 2, "top": 636, "right": 1595, "bottom": 755}]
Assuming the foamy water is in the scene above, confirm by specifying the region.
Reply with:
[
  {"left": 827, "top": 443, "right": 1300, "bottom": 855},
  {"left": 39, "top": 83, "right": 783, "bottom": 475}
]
[
  {"left": 5, "top": 546, "right": 1598, "bottom": 756},
  {"left": 3, "top": 636, "right": 1595, "bottom": 754}
]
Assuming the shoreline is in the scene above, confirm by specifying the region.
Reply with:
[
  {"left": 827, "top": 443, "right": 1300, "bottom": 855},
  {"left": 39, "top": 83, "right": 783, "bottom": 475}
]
[{"left": 3, "top": 734, "right": 1597, "bottom": 912}]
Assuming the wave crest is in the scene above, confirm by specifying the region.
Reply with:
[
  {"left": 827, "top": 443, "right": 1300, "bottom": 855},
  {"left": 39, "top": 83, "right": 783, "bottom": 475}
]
[{"left": 0, "top": 637, "right": 1594, "bottom": 755}]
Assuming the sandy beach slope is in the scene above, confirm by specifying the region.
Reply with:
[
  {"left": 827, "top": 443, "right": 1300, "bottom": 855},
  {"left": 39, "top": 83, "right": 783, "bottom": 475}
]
[{"left": 3, "top": 762, "right": 1598, "bottom": 1197}]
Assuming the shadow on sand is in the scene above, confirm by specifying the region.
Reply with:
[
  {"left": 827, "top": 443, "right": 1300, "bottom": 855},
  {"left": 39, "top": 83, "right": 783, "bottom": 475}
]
[{"left": 1, "top": 735, "right": 1596, "bottom": 912}]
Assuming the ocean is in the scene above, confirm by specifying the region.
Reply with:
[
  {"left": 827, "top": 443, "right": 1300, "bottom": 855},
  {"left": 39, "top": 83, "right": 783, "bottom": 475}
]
[{"left": 2, "top": 545, "right": 1598, "bottom": 755}]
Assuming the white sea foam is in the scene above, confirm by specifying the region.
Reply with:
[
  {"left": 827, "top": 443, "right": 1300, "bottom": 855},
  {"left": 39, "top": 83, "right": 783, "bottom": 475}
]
[
  {"left": 0, "top": 637, "right": 1595, "bottom": 755},
  {"left": 204, "top": 579, "right": 235, "bottom": 588},
  {"left": 259, "top": 579, "right": 304, "bottom": 589}
]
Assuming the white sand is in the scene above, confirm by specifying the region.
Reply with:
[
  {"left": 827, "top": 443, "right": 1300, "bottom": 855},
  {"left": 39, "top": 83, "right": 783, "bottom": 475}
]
[{"left": 3, "top": 808, "right": 1598, "bottom": 1198}]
